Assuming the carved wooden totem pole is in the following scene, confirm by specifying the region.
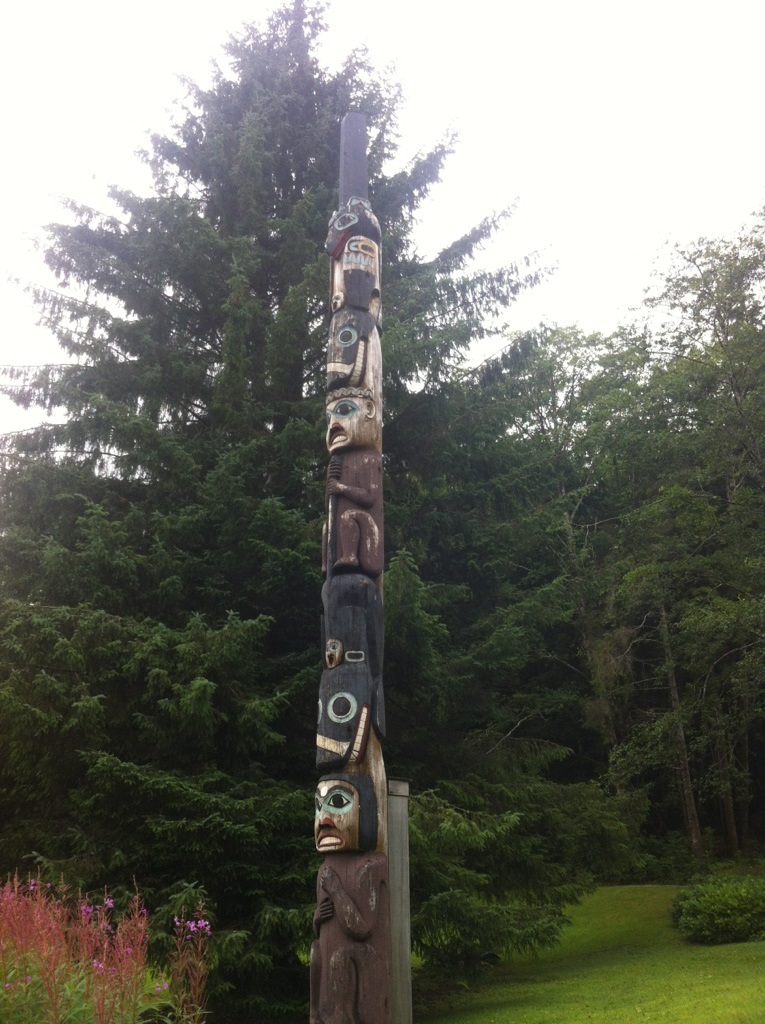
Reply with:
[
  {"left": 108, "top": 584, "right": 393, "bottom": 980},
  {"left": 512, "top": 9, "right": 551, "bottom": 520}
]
[{"left": 310, "top": 113, "right": 391, "bottom": 1024}]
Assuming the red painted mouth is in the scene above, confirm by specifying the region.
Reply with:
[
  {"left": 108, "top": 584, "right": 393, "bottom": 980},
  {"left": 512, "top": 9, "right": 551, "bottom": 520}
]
[
  {"left": 328, "top": 425, "right": 348, "bottom": 450},
  {"left": 316, "top": 823, "right": 345, "bottom": 850}
]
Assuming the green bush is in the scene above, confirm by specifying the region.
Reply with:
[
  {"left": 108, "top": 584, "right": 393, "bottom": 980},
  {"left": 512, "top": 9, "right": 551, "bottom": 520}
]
[{"left": 671, "top": 876, "right": 765, "bottom": 944}]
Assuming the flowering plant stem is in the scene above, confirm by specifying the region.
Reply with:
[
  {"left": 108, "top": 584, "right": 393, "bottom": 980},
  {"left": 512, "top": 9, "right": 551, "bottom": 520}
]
[{"left": 0, "top": 877, "right": 211, "bottom": 1024}]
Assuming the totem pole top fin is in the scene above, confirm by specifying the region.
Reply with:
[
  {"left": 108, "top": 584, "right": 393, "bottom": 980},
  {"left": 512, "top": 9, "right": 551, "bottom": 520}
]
[{"left": 339, "top": 112, "right": 368, "bottom": 206}]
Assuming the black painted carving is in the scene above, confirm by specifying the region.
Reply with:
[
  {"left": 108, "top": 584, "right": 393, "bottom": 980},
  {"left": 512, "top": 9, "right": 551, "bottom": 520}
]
[
  {"left": 326, "top": 197, "right": 381, "bottom": 259},
  {"left": 331, "top": 235, "right": 380, "bottom": 315},
  {"left": 321, "top": 573, "right": 384, "bottom": 680},
  {"left": 317, "top": 661, "right": 384, "bottom": 770},
  {"left": 327, "top": 308, "right": 377, "bottom": 391}
]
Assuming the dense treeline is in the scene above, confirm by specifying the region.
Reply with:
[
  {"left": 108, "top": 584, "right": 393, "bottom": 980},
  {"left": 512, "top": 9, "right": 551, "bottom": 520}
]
[{"left": 1, "top": 2, "right": 764, "bottom": 1020}]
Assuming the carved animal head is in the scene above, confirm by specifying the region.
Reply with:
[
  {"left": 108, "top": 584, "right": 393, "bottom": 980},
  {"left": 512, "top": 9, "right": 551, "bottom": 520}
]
[
  {"left": 326, "top": 308, "right": 377, "bottom": 391},
  {"left": 325, "top": 196, "right": 381, "bottom": 258},
  {"left": 317, "top": 661, "right": 380, "bottom": 770}
]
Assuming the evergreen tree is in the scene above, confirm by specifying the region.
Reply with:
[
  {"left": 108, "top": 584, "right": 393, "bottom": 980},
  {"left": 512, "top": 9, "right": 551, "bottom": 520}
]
[{"left": 555, "top": 220, "right": 765, "bottom": 864}]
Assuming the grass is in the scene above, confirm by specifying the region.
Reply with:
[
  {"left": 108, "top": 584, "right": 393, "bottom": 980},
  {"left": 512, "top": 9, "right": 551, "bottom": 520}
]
[{"left": 418, "top": 886, "right": 765, "bottom": 1024}]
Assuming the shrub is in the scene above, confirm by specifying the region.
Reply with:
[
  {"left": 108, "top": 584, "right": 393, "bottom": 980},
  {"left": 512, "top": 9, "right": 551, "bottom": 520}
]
[
  {"left": 413, "top": 888, "right": 566, "bottom": 976},
  {"left": 671, "top": 875, "right": 765, "bottom": 944}
]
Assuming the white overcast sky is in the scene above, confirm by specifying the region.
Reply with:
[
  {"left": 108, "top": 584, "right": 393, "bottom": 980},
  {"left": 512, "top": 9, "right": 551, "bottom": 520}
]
[{"left": 2, "top": 0, "right": 765, "bottom": 430}]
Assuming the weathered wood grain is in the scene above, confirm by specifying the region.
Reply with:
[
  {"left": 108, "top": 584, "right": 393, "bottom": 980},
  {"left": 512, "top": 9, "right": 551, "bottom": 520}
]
[{"left": 310, "top": 852, "right": 391, "bottom": 1024}]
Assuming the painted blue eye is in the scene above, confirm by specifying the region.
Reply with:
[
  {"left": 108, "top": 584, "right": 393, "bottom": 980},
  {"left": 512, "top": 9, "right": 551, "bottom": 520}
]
[
  {"left": 321, "top": 787, "right": 353, "bottom": 814},
  {"left": 328, "top": 691, "right": 357, "bottom": 724},
  {"left": 332, "top": 400, "right": 360, "bottom": 418},
  {"left": 337, "top": 326, "right": 358, "bottom": 348}
]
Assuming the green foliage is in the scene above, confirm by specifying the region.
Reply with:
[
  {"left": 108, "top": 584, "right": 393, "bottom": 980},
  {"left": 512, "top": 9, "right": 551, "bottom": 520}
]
[
  {"left": 671, "top": 875, "right": 765, "bottom": 944},
  {"left": 414, "top": 889, "right": 562, "bottom": 977},
  {"left": 408, "top": 772, "right": 635, "bottom": 975}
]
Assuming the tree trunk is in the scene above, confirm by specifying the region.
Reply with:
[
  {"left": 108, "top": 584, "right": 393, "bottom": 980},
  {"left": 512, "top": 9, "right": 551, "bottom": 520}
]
[
  {"left": 735, "top": 727, "right": 751, "bottom": 849},
  {"left": 713, "top": 714, "right": 739, "bottom": 856},
  {"left": 659, "top": 606, "right": 706, "bottom": 863}
]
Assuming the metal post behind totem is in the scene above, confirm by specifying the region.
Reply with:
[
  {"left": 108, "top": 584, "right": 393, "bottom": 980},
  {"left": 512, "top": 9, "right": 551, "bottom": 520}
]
[{"left": 388, "top": 779, "right": 412, "bottom": 1024}]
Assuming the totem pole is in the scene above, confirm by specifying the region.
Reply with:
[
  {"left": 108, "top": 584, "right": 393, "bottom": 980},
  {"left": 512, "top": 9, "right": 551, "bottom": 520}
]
[{"left": 310, "top": 113, "right": 392, "bottom": 1024}]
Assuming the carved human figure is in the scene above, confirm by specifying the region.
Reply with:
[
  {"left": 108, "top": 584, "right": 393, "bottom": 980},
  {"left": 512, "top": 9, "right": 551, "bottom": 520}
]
[
  {"left": 323, "top": 450, "right": 383, "bottom": 578},
  {"left": 325, "top": 389, "right": 381, "bottom": 454},
  {"left": 310, "top": 852, "right": 391, "bottom": 1024}
]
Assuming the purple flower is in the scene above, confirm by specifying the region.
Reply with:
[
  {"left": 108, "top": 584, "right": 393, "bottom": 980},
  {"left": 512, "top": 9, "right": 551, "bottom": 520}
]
[{"left": 104, "top": 897, "right": 114, "bottom": 909}]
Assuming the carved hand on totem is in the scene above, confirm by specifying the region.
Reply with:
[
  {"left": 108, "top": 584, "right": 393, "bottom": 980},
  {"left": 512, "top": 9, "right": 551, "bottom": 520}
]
[
  {"left": 313, "top": 895, "right": 334, "bottom": 935},
  {"left": 326, "top": 477, "right": 347, "bottom": 497}
]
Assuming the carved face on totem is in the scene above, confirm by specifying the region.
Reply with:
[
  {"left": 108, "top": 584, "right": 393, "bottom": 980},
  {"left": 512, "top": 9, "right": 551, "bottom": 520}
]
[
  {"left": 325, "top": 196, "right": 381, "bottom": 258},
  {"left": 314, "top": 772, "right": 377, "bottom": 852},
  {"left": 326, "top": 641, "right": 367, "bottom": 668},
  {"left": 325, "top": 637, "right": 344, "bottom": 669},
  {"left": 326, "top": 308, "right": 377, "bottom": 391},
  {"left": 326, "top": 389, "right": 380, "bottom": 453},
  {"left": 317, "top": 661, "right": 380, "bottom": 770},
  {"left": 331, "top": 235, "right": 380, "bottom": 316}
]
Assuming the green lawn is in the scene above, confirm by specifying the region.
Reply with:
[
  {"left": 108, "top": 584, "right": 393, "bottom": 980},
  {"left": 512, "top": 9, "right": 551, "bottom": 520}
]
[{"left": 419, "top": 886, "right": 765, "bottom": 1024}]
